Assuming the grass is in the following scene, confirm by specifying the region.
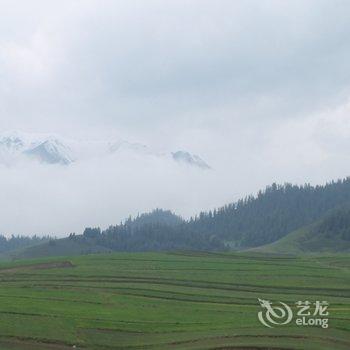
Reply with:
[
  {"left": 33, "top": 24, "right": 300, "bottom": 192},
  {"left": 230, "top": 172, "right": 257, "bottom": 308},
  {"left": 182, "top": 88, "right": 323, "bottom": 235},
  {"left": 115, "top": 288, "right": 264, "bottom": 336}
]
[
  {"left": 249, "top": 225, "right": 350, "bottom": 255},
  {"left": 0, "top": 251, "right": 348, "bottom": 349}
]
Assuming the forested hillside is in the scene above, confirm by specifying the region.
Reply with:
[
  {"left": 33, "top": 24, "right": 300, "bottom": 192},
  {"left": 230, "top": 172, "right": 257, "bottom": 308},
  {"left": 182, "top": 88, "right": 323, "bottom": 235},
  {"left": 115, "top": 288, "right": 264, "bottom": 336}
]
[
  {"left": 188, "top": 178, "right": 350, "bottom": 247},
  {"left": 251, "top": 206, "right": 350, "bottom": 254},
  {"left": 6, "top": 178, "right": 350, "bottom": 258},
  {"left": 312, "top": 205, "right": 350, "bottom": 241},
  {"left": 0, "top": 235, "right": 49, "bottom": 254},
  {"left": 69, "top": 178, "right": 350, "bottom": 252},
  {"left": 79, "top": 209, "right": 224, "bottom": 252},
  {"left": 122, "top": 209, "right": 183, "bottom": 228}
]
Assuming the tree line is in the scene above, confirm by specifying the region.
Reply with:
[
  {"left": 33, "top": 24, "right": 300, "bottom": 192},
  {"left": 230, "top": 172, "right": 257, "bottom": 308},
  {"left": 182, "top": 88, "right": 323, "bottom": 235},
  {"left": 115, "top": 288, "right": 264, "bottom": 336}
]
[
  {"left": 73, "top": 177, "right": 350, "bottom": 251},
  {"left": 3, "top": 178, "right": 350, "bottom": 253}
]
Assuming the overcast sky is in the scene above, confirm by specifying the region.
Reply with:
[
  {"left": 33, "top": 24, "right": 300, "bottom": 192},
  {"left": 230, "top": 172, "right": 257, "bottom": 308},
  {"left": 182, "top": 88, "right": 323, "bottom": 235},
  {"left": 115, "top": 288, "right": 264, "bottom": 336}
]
[{"left": 1, "top": 0, "right": 350, "bottom": 236}]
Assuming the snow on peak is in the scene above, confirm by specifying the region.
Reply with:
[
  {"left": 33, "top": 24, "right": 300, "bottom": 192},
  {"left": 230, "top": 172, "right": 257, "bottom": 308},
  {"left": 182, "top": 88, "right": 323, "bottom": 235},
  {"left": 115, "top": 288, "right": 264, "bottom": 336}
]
[
  {"left": 0, "top": 132, "right": 25, "bottom": 152},
  {"left": 0, "top": 131, "right": 211, "bottom": 169},
  {"left": 172, "top": 151, "right": 211, "bottom": 169},
  {"left": 0, "top": 131, "right": 74, "bottom": 165},
  {"left": 25, "top": 139, "right": 74, "bottom": 165}
]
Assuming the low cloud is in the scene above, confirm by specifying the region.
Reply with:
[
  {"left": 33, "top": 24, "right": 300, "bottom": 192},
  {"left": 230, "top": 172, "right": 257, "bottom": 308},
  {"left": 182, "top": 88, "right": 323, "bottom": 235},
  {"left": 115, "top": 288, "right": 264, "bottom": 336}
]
[{"left": 1, "top": 1, "right": 350, "bottom": 235}]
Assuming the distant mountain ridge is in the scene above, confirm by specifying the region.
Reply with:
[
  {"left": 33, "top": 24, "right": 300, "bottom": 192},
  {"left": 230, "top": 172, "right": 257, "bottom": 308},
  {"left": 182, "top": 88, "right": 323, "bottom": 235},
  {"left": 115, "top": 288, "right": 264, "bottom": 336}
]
[
  {"left": 24, "top": 139, "right": 74, "bottom": 165},
  {"left": 3, "top": 178, "right": 350, "bottom": 259},
  {"left": 172, "top": 151, "right": 211, "bottom": 169},
  {"left": 0, "top": 131, "right": 210, "bottom": 169},
  {"left": 0, "top": 131, "right": 74, "bottom": 165}
]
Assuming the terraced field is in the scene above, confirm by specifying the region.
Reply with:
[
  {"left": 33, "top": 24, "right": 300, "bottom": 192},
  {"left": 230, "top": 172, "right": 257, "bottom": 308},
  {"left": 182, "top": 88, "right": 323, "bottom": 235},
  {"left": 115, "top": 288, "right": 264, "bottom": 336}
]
[{"left": 0, "top": 252, "right": 348, "bottom": 349}]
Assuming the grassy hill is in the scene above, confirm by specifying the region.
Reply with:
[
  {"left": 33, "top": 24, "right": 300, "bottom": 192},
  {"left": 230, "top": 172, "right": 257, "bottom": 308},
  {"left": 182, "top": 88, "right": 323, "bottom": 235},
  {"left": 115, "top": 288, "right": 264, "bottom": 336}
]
[
  {"left": 5, "top": 180, "right": 350, "bottom": 260},
  {"left": 14, "top": 205, "right": 350, "bottom": 259},
  {"left": 7, "top": 237, "right": 112, "bottom": 260},
  {"left": 12, "top": 214, "right": 350, "bottom": 260},
  {"left": 249, "top": 226, "right": 350, "bottom": 254},
  {"left": 251, "top": 207, "right": 350, "bottom": 255},
  {"left": 0, "top": 251, "right": 348, "bottom": 349},
  {"left": 187, "top": 178, "right": 350, "bottom": 248}
]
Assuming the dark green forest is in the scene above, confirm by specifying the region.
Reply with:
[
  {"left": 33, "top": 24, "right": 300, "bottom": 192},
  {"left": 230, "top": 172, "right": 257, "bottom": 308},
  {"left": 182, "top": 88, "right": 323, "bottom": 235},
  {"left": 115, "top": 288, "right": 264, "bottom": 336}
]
[
  {"left": 73, "top": 178, "right": 350, "bottom": 251},
  {"left": 312, "top": 205, "right": 350, "bottom": 241},
  {"left": 3, "top": 178, "right": 350, "bottom": 254},
  {"left": 0, "top": 235, "right": 49, "bottom": 253},
  {"left": 187, "top": 178, "right": 350, "bottom": 247}
]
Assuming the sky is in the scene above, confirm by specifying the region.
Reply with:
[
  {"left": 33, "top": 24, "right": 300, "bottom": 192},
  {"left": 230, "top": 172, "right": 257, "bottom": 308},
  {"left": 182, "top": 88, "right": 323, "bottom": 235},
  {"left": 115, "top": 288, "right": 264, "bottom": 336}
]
[{"left": 1, "top": 0, "right": 350, "bottom": 236}]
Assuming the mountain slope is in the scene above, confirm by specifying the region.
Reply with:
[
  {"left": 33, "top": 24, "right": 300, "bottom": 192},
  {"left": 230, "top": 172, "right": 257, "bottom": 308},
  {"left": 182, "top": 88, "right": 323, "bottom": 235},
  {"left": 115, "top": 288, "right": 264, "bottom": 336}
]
[
  {"left": 0, "top": 235, "right": 50, "bottom": 260},
  {"left": 7, "top": 178, "right": 350, "bottom": 259},
  {"left": 186, "top": 179, "right": 350, "bottom": 248},
  {"left": 14, "top": 209, "right": 223, "bottom": 259},
  {"left": 172, "top": 151, "right": 211, "bottom": 169},
  {"left": 0, "top": 131, "right": 74, "bottom": 165},
  {"left": 124, "top": 209, "right": 183, "bottom": 228},
  {"left": 25, "top": 139, "right": 74, "bottom": 165},
  {"left": 251, "top": 207, "right": 350, "bottom": 254},
  {"left": 10, "top": 238, "right": 112, "bottom": 260}
]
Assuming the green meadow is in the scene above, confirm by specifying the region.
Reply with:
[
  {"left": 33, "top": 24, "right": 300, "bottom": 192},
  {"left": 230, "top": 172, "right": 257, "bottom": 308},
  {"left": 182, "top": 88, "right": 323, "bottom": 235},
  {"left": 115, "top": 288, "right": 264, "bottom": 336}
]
[{"left": 0, "top": 252, "right": 348, "bottom": 350}]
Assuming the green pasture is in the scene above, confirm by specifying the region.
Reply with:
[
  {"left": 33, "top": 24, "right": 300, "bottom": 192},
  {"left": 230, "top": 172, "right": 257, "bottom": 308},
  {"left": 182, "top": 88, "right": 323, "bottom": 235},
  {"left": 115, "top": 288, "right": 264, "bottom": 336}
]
[{"left": 0, "top": 252, "right": 348, "bottom": 349}]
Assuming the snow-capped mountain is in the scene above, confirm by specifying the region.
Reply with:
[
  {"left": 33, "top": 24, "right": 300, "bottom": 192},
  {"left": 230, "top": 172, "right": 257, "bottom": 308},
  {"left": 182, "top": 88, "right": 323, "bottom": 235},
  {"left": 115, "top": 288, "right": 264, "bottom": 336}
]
[
  {"left": 172, "top": 151, "right": 211, "bottom": 169},
  {"left": 0, "top": 131, "right": 74, "bottom": 165},
  {"left": 0, "top": 132, "right": 25, "bottom": 152},
  {"left": 24, "top": 139, "right": 74, "bottom": 165},
  {"left": 0, "top": 131, "right": 211, "bottom": 169}
]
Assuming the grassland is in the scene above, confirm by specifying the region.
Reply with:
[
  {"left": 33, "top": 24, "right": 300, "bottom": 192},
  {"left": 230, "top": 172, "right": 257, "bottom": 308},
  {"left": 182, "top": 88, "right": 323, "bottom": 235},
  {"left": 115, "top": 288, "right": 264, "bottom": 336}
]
[
  {"left": 249, "top": 224, "right": 350, "bottom": 255},
  {"left": 0, "top": 252, "right": 348, "bottom": 349}
]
